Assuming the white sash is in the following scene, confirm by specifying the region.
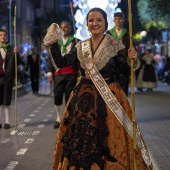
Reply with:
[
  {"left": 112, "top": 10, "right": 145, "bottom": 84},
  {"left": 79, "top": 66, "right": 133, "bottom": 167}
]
[{"left": 81, "top": 40, "right": 152, "bottom": 167}]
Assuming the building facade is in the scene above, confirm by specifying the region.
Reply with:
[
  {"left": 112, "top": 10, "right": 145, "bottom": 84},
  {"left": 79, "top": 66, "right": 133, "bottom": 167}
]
[{"left": 0, "top": 0, "right": 63, "bottom": 53}]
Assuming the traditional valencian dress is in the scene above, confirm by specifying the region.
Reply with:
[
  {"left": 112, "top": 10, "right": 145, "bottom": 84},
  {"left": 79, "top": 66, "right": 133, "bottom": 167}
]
[
  {"left": 136, "top": 52, "right": 158, "bottom": 90},
  {"left": 44, "top": 30, "right": 153, "bottom": 169}
]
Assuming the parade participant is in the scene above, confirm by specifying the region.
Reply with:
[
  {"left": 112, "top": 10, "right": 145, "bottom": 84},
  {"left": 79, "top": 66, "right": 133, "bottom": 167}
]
[
  {"left": 136, "top": 48, "right": 158, "bottom": 92},
  {"left": 107, "top": 12, "right": 132, "bottom": 96},
  {"left": 47, "top": 21, "right": 79, "bottom": 129},
  {"left": 26, "top": 47, "right": 41, "bottom": 94},
  {"left": 44, "top": 7, "right": 153, "bottom": 170},
  {"left": 0, "top": 28, "right": 20, "bottom": 129}
]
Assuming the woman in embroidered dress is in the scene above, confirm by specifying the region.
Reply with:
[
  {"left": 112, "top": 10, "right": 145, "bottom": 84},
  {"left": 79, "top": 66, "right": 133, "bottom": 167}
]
[
  {"left": 44, "top": 8, "right": 153, "bottom": 170},
  {"left": 136, "top": 49, "right": 158, "bottom": 92}
]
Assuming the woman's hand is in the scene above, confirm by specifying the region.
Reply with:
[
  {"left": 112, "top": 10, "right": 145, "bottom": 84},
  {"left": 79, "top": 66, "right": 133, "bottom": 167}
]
[
  {"left": 43, "top": 23, "right": 64, "bottom": 46},
  {"left": 128, "top": 48, "right": 137, "bottom": 60},
  {"left": 128, "top": 48, "right": 141, "bottom": 70}
]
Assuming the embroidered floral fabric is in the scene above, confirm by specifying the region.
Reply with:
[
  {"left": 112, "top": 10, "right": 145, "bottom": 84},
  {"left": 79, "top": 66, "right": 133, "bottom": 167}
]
[
  {"left": 52, "top": 78, "right": 153, "bottom": 170},
  {"left": 61, "top": 78, "right": 117, "bottom": 169}
]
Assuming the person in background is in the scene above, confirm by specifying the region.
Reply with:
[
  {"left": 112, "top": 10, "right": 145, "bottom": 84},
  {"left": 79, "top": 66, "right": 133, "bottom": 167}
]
[
  {"left": 27, "top": 47, "right": 41, "bottom": 94},
  {"left": 136, "top": 48, "right": 158, "bottom": 92},
  {"left": 18, "top": 48, "right": 27, "bottom": 84},
  {"left": 47, "top": 21, "right": 79, "bottom": 129},
  {"left": 107, "top": 12, "right": 134, "bottom": 96},
  {"left": 135, "top": 46, "right": 145, "bottom": 91},
  {"left": 163, "top": 56, "right": 170, "bottom": 84},
  {"left": 0, "top": 28, "right": 20, "bottom": 129},
  {"left": 44, "top": 7, "right": 153, "bottom": 169}
]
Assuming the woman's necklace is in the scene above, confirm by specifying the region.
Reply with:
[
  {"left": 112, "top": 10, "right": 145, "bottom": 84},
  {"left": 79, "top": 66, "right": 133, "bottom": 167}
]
[{"left": 91, "top": 35, "right": 105, "bottom": 55}]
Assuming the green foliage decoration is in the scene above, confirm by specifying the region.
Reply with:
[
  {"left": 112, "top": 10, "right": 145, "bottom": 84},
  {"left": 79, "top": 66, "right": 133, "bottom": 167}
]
[{"left": 137, "top": 0, "right": 170, "bottom": 30}]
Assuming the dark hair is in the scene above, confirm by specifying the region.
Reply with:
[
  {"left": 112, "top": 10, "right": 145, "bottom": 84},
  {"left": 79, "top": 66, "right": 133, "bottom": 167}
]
[
  {"left": 60, "top": 21, "right": 71, "bottom": 28},
  {"left": 146, "top": 49, "right": 152, "bottom": 53},
  {"left": 114, "top": 12, "right": 124, "bottom": 18},
  {"left": 0, "top": 28, "right": 7, "bottom": 34},
  {"left": 86, "top": 7, "right": 108, "bottom": 32}
]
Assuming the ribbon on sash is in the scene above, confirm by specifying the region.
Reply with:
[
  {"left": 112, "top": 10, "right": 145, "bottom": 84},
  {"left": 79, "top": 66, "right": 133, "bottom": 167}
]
[{"left": 81, "top": 40, "right": 152, "bottom": 168}]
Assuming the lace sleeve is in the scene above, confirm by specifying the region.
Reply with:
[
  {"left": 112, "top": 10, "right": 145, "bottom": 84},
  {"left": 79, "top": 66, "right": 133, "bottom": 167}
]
[
  {"left": 127, "top": 58, "right": 141, "bottom": 70},
  {"left": 43, "top": 23, "right": 64, "bottom": 46}
]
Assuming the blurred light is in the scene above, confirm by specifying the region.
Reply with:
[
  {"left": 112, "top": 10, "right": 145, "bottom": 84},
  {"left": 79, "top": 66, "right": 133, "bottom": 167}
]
[
  {"left": 140, "top": 31, "right": 147, "bottom": 37},
  {"left": 115, "top": 7, "right": 122, "bottom": 12},
  {"left": 21, "top": 43, "right": 32, "bottom": 53}
]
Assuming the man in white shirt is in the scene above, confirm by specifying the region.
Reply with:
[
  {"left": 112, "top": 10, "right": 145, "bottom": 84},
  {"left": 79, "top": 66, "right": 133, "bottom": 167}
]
[{"left": 0, "top": 29, "right": 20, "bottom": 129}]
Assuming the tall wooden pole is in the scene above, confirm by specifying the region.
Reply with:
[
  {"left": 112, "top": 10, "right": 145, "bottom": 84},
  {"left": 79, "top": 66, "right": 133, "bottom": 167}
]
[
  {"left": 128, "top": 0, "right": 137, "bottom": 169},
  {"left": 8, "top": 0, "right": 12, "bottom": 44},
  {"left": 14, "top": 5, "right": 18, "bottom": 130},
  {"left": 70, "top": 2, "right": 77, "bottom": 43}
]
